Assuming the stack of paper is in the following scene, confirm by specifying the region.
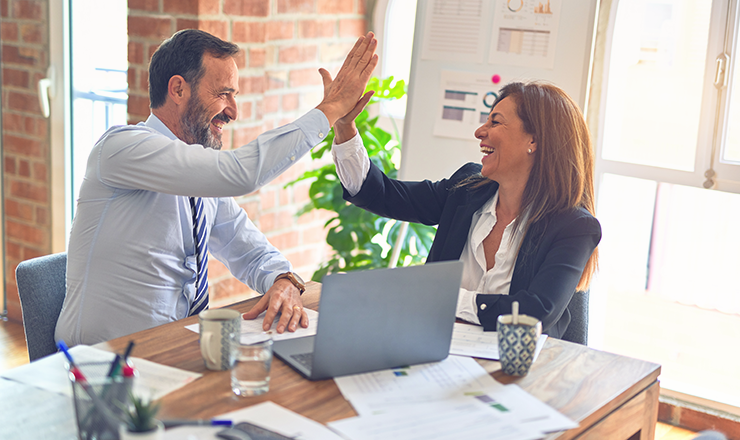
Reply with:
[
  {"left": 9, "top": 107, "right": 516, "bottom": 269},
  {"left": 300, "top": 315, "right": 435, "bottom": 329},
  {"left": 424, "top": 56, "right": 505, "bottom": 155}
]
[{"left": 328, "top": 355, "right": 577, "bottom": 440}]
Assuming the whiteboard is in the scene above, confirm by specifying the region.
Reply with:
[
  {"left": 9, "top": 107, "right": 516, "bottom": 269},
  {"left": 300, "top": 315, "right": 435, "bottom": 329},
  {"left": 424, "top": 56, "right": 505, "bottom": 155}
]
[{"left": 400, "top": 0, "right": 599, "bottom": 181}]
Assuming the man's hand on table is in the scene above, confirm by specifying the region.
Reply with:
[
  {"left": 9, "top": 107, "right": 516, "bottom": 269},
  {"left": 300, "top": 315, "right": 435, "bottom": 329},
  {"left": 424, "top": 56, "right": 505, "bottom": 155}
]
[{"left": 241, "top": 279, "right": 309, "bottom": 333}]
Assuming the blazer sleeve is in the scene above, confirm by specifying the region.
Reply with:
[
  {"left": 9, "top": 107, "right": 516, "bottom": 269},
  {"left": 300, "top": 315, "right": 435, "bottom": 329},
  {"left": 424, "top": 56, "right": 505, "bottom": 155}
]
[
  {"left": 475, "top": 211, "right": 602, "bottom": 334},
  {"left": 342, "top": 161, "right": 481, "bottom": 226}
]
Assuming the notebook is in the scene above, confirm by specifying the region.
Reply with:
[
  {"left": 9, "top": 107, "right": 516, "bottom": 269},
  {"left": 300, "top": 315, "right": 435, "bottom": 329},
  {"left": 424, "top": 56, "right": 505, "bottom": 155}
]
[{"left": 273, "top": 260, "right": 464, "bottom": 381}]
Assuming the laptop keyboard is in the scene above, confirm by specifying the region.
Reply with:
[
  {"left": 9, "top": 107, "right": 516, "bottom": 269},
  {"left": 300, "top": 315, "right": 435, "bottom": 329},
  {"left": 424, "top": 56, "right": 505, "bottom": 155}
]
[{"left": 291, "top": 352, "right": 313, "bottom": 369}]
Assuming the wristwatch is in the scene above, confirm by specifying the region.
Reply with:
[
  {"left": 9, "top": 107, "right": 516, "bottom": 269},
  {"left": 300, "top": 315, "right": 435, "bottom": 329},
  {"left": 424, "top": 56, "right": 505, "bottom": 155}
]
[{"left": 275, "top": 272, "right": 306, "bottom": 294}]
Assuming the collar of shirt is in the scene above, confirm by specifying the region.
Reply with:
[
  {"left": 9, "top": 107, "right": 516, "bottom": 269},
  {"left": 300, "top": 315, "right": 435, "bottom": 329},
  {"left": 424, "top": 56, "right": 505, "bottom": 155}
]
[{"left": 145, "top": 114, "right": 178, "bottom": 140}]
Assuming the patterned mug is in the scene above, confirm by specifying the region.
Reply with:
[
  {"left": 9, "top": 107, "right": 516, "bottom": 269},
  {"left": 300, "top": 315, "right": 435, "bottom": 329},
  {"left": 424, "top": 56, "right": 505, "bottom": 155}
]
[
  {"left": 199, "top": 309, "right": 240, "bottom": 370},
  {"left": 497, "top": 313, "right": 542, "bottom": 376}
]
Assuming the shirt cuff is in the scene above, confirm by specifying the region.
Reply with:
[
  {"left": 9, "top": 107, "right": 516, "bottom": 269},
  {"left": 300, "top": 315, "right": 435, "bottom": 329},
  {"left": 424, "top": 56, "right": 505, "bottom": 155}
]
[
  {"left": 456, "top": 287, "right": 481, "bottom": 325},
  {"left": 332, "top": 132, "right": 370, "bottom": 197},
  {"left": 292, "top": 108, "right": 331, "bottom": 147}
]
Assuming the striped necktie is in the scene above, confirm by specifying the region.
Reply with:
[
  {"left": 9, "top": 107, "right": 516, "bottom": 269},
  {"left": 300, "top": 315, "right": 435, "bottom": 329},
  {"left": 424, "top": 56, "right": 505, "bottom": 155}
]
[{"left": 189, "top": 196, "right": 209, "bottom": 316}]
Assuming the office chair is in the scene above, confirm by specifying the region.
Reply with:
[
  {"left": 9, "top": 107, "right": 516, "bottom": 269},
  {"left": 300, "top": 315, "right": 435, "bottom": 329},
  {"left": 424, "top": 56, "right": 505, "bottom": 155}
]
[
  {"left": 560, "top": 290, "right": 589, "bottom": 345},
  {"left": 15, "top": 252, "right": 68, "bottom": 361}
]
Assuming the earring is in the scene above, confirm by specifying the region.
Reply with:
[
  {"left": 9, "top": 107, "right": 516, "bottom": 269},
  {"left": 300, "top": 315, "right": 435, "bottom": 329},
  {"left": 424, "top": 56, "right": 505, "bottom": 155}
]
[{"left": 528, "top": 148, "right": 533, "bottom": 154}]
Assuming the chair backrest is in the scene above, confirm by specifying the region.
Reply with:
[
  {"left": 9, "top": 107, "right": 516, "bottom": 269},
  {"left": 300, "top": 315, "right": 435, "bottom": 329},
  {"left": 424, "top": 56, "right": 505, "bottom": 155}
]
[
  {"left": 561, "top": 289, "right": 589, "bottom": 345},
  {"left": 15, "top": 252, "right": 67, "bottom": 361}
]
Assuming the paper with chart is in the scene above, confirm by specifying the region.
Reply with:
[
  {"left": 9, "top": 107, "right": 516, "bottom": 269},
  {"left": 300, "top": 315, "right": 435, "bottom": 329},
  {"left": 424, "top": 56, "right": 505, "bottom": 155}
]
[
  {"left": 333, "top": 355, "right": 503, "bottom": 416},
  {"left": 449, "top": 322, "right": 548, "bottom": 360},
  {"left": 0, "top": 344, "right": 201, "bottom": 400},
  {"left": 421, "top": 0, "right": 491, "bottom": 63},
  {"left": 185, "top": 308, "right": 318, "bottom": 343},
  {"left": 489, "top": 0, "right": 562, "bottom": 68},
  {"left": 434, "top": 70, "right": 498, "bottom": 141}
]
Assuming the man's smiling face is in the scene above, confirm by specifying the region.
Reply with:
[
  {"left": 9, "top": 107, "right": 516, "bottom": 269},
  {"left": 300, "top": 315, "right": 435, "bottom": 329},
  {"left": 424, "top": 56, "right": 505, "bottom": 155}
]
[{"left": 179, "top": 53, "right": 239, "bottom": 150}]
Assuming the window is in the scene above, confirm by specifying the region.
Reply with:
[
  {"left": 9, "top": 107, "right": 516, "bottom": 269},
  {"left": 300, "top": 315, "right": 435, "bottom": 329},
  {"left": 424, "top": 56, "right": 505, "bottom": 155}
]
[
  {"left": 49, "top": 0, "right": 128, "bottom": 247},
  {"left": 590, "top": 0, "right": 740, "bottom": 409}
]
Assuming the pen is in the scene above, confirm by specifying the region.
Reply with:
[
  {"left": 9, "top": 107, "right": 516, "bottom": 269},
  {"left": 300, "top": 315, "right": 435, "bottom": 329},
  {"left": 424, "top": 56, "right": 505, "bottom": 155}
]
[
  {"left": 106, "top": 354, "right": 122, "bottom": 378},
  {"left": 162, "top": 419, "right": 233, "bottom": 428},
  {"left": 122, "top": 340, "right": 135, "bottom": 362}
]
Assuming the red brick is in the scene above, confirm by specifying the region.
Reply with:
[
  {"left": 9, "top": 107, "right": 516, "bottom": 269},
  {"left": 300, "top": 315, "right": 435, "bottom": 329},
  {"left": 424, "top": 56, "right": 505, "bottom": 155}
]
[
  {"left": 249, "top": 47, "right": 266, "bottom": 67},
  {"left": 176, "top": 18, "right": 199, "bottom": 31},
  {"left": 239, "top": 75, "right": 266, "bottom": 94},
  {"left": 289, "top": 68, "right": 322, "bottom": 87},
  {"left": 139, "top": 69, "right": 150, "bottom": 93},
  {"left": 283, "top": 248, "right": 321, "bottom": 269},
  {"left": 10, "top": 180, "right": 47, "bottom": 203},
  {"left": 127, "top": 69, "right": 138, "bottom": 93},
  {"left": 6, "top": 242, "right": 22, "bottom": 261},
  {"left": 2, "top": 67, "right": 29, "bottom": 88},
  {"left": 266, "top": 21, "right": 294, "bottom": 41},
  {"left": 266, "top": 70, "right": 288, "bottom": 89},
  {"left": 282, "top": 93, "right": 299, "bottom": 111},
  {"left": 233, "top": 125, "right": 266, "bottom": 147},
  {"left": 232, "top": 22, "right": 265, "bottom": 43},
  {"left": 36, "top": 206, "right": 48, "bottom": 225},
  {"left": 2, "top": 44, "right": 42, "bottom": 67},
  {"left": 129, "top": 0, "right": 160, "bottom": 12},
  {"left": 18, "top": 159, "right": 30, "bottom": 177},
  {"left": 3, "top": 112, "right": 23, "bottom": 132},
  {"left": 358, "top": 0, "right": 366, "bottom": 14},
  {"left": 339, "top": 18, "right": 366, "bottom": 37},
  {"left": 239, "top": 101, "right": 253, "bottom": 120},
  {"left": 128, "top": 94, "right": 151, "bottom": 119},
  {"left": 263, "top": 95, "right": 280, "bottom": 114},
  {"left": 211, "top": 276, "right": 254, "bottom": 304},
  {"left": 1, "top": 0, "right": 8, "bottom": 18},
  {"left": 13, "top": 0, "right": 43, "bottom": 20},
  {"left": 298, "top": 19, "right": 335, "bottom": 38},
  {"left": 224, "top": 0, "right": 270, "bottom": 17},
  {"left": 5, "top": 199, "right": 34, "bottom": 221},
  {"left": 4, "top": 134, "right": 42, "bottom": 156},
  {"left": 6, "top": 220, "right": 46, "bottom": 246},
  {"left": 128, "top": 41, "right": 144, "bottom": 65},
  {"left": 5, "top": 157, "right": 16, "bottom": 174},
  {"left": 33, "top": 162, "right": 47, "bottom": 181},
  {"left": 266, "top": 230, "right": 299, "bottom": 250},
  {"left": 277, "top": 0, "right": 315, "bottom": 14},
  {"left": 164, "top": 0, "right": 198, "bottom": 15},
  {"left": 208, "top": 257, "right": 229, "bottom": 279},
  {"left": 1, "top": 21, "right": 18, "bottom": 40},
  {"left": 318, "top": 0, "right": 353, "bottom": 14},
  {"left": 128, "top": 15, "right": 173, "bottom": 40},
  {"left": 301, "top": 223, "right": 329, "bottom": 246},
  {"left": 235, "top": 48, "right": 247, "bottom": 69},
  {"left": 278, "top": 185, "right": 291, "bottom": 204},
  {"left": 221, "top": 126, "right": 234, "bottom": 150},
  {"left": 196, "top": 20, "right": 229, "bottom": 41},
  {"left": 20, "top": 23, "right": 43, "bottom": 44},
  {"left": 279, "top": 45, "right": 318, "bottom": 64},
  {"left": 260, "top": 187, "right": 277, "bottom": 210}
]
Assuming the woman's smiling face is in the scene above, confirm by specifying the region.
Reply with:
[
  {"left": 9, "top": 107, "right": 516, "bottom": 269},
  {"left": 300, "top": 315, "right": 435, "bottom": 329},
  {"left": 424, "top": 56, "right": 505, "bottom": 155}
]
[{"left": 474, "top": 96, "right": 536, "bottom": 184}]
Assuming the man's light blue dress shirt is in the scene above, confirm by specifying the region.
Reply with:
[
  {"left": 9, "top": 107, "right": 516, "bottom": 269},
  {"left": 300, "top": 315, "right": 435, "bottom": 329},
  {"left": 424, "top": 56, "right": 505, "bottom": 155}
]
[{"left": 55, "top": 110, "right": 329, "bottom": 346}]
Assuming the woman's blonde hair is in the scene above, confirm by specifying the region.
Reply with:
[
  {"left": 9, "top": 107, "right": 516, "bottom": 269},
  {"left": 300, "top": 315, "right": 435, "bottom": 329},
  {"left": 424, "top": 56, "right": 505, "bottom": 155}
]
[{"left": 464, "top": 81, "right": 598, "bottom": 290}]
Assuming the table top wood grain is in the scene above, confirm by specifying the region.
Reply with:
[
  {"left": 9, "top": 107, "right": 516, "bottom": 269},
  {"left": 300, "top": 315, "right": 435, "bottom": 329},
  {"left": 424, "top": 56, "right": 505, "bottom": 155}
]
[{"left": 95, "top": 282, "right": 661, "bottom": 438}]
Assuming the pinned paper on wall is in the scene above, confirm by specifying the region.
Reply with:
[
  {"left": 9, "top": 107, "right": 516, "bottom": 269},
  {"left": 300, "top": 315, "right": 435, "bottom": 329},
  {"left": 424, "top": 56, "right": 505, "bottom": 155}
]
[
  {"left": 421, "top": 0, "right": 491, "bottom": 63},
  {"left": 488, "top": 0, "right": 563, "bottom": 69},
  {"left": 434, "top": 70, "right": 501, "bottom": 141}
]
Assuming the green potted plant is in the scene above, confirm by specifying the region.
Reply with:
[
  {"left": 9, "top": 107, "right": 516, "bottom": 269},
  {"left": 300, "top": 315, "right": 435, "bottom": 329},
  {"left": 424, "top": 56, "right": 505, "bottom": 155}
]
[
  {"left": 286, "top": 76, "right": 437, "bottom": 279},
  {"left": 118, "top": 393, "right": 163, "bottom": 440}
]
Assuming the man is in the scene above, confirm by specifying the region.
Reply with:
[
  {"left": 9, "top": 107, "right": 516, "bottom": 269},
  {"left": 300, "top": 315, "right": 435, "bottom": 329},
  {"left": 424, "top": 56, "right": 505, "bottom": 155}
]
[{"left": 55, "top": 29, "right": 377, "bottom": 346}]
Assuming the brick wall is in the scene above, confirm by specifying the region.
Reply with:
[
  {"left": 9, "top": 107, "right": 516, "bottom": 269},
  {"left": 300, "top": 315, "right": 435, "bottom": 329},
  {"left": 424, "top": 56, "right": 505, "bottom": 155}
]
[
  {"left": 1, "top": 0, "right": 51, "bottom": 321},
  {"left": 127, "top": 0, "right": 368, "bottom": 305}
]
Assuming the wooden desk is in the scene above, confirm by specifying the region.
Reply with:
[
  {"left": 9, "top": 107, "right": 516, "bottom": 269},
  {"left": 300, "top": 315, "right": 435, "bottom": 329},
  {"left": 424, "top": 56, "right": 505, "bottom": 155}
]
[{"left": 95, "top": 282, "right": 661, "bottom": 440}]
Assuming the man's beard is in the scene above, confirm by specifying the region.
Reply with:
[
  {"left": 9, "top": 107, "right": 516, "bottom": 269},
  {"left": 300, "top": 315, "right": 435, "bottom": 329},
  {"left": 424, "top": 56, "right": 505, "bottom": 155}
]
[{"left": 180, "top": 94, "right": 228, "bottom": 150}]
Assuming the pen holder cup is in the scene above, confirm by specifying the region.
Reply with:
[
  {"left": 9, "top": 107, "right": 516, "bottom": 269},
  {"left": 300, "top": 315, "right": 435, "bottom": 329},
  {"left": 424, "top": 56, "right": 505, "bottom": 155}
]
[
  {"left": 497, "top": 314, "right": 542, "bottom": 376},
  {"left": 69, "top": 361, "right": 132, "bottom": 440}
]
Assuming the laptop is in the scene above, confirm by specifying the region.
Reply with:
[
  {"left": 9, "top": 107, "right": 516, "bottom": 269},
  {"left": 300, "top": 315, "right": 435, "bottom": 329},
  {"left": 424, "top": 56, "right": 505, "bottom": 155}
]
[{"left": 273, "top": 260, "right": 464, "bottom": 380}]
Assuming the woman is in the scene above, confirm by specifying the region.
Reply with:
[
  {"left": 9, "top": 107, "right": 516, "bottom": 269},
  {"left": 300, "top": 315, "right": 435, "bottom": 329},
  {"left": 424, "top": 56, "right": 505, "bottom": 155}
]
[{"left": 331, "top": 81, "right": 601, "bottom": 341}]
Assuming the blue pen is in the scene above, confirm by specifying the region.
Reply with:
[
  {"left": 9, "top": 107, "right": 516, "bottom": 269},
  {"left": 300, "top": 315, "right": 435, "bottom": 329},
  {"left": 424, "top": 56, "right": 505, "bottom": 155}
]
[
  {"left": 57, "top": 340, "right": 76, "bottom": 366},
  {"left": 162, "top": 419, "right": 233, "bottom": 428}
]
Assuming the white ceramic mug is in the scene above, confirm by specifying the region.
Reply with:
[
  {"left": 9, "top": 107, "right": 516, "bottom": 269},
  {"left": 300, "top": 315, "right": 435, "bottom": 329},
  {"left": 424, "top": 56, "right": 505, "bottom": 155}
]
[{"left": 198, "top": 309, "right": 240, "bottom": 371}]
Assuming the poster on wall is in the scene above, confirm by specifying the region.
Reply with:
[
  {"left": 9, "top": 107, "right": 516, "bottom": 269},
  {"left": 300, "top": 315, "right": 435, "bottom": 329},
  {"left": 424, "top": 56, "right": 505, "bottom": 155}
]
[
  {"left": 433, "top": 70, "right": 499, "bottom": 140},
  {"left": 421, "top": 0, "right": 491, "bottom": 63},
  {"left": 488, "top": 0, "right": 563, "bottom": 69}
]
